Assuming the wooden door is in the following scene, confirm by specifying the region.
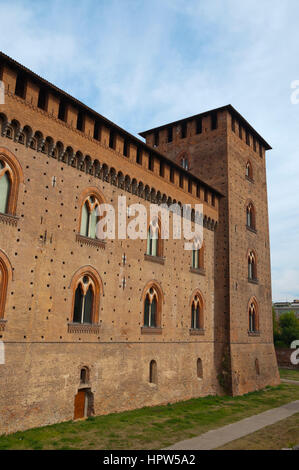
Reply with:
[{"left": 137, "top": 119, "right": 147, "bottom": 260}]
[{"left": 74, "top": 390, "right": 85, "bottom": 420}]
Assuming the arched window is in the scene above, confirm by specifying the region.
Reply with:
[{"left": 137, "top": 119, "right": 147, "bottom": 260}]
[
  {"left": 0, "top": 161, "right": 11, "bottom": 214},
  {"left": 181, "top": 157, "right": 189, "bottom": 170},
  {"left": 191, "top": 239, "right": 204, "bottom": 269},
  {"left": 248, "top": 251, "right": 257, "bottom": 281},
  {"left": 246, "top": 161, "right": 253, "bottom": 179},
  {"left": 80, "top": 367, "right": 89, "bottom": 384},
  {"left": 191, "top": 293, "right": 204, "bottom": 330},
  {"left": 0, "top": 149, "right": 22, "bottom": 216},
  {"left": 149, "top": 360, "right": 157, "bottom": 384},
  {"left": 143, "top": 283, "right": 162, "bottom": 329},
  {"left": 71, "top": 269, "right": 102, "bottom": 325},
  {"left": 197, "top": 358, "right": 203, "bottom": 379},
  {"left": 248, "top": 299, "right": 259, "bottom": 333},
  {"left": 246, "top": 203, "right": 256, "bottom": 230},
  {"left": 80, "top": 195, "right": 101, "bottom": 239},
  {"left": 0, "top": 251, "right": 12, "bottom": 325},
  {"left": 146, "top": 217, "right": 162, "bottom": 257}
]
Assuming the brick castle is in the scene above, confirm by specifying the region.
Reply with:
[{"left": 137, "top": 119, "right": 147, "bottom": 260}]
[{"left": 0, "top": 52, "right": 279, "bottom": 434}]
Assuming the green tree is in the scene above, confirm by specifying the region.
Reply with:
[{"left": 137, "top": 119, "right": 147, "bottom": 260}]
[{"left": 275, "top": 311, "right": 299, "bottom": 348}]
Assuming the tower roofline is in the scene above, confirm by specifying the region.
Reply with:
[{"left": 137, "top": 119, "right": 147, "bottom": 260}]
[{"left": 139, "top": 104, "right": 272, "bottom": 151}]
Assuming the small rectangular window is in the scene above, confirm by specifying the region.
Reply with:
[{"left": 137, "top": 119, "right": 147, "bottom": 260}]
[
  {"left": 259, "top": 144, "right": 263, "bottom": 158},
  {"left": 167, "top": 127, "right": 173, "bottom": 143},
  {"left": 188, "top": 179, "right": 192, "bottom": 193},
  {"left": 93, "top": 121, "right": 101, "bottom": 141},
  {"left": 77, "top": 110, "right": 84, "bottom": 131},
  {"left": 181, "top": 122, "right": 187, "bottom": 138},
  {"left": 204, "top": 189, "right": 208, "bottom": 202},
  {"left": 136, "top": 147, "right": 142, "bottom": 164},
  {"left": 123, "top": 139, "right": 129, "bottom": 157},
  {"left": 211, "top": 112, "right": 217, "bottom": 130},
  {"left": 212, "top": 193, "right": 215, "bottom": 206},
  {"left": 154, "top": 131, "right": 159, "bottom": 147},
  {"left": 159, "top": 161, "right": 164, "bottom": 177},
  {"left": 253, "top": 138, "right": 257, "bottom": 152},
  {"left": 148, "top": 154, "right": 154, "bottom": 171},
  {"left": 196, "top": 184, "right": 200, "bottom": 198},
  {"left": 15, "top": 73, "right": 26, "bottom": 99},
  {"left": 246, "top": 131, "right": 250, "bottom": 146},
  {"left": 196, "top": 117, "right": 202, "bottom": 134},
  {"left": 58, "top": 100, "right": 67, "bottom": 121},
  {"left": 170, "top": 167, "right": 174, "bottom": 183},
  {"left": 231, "top": 117, "right": 235, "bottom": 132},
  {"left": 37, "top": 88, "right": 47, "bottom": 110},
  {"left": 179, "top": 173, "right": 184, "bottom": 188},
  {"left": 239, "top": 123, "right": 242, "bottom": 139},
  {"left": 109, "top": 130, "right": 115, "bottom": 149}
]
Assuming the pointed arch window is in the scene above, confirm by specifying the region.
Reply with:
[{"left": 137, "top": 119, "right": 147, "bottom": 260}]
[
  {"left": 142, "top": 284, "right": 162, "bottom": 331},
  {"left": 246, "top": 161, "right": 253, "bottom": 180},
  {"left": 248, "top": 251, "right": 257, "bottom": 281},
  {"left": 0, "top": 150, "right": 22, "bottom": 218},
  {"left": 249, "top": 300, "right": 259, "bottom": 333},
  {"left": 191, "top": 239, "right": 204, "bottom": 271},
  {"left": 80, "top": 195, "right": 101, "bottom": 239},
  {"left": 146, "top": 218, "right": 162, "bottom": 257},
  {"left": 191, "top": 293, "right": 204, "bottom": 330},
  {"left": 73, "top": 275, "right": 95, "bottom": 324},
  {"left": 246, "top": 203, "right": 256, "bottom": 230}
]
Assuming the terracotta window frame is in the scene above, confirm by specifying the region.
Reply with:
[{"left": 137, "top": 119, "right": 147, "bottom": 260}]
[
  {"left": 69, "top": 266, "right": 103, "bottom": 331},
  {"left": 248, "top": 297, "right": 260, "bottom": 335},
  {"left": 0, "top": 147, "right": 23, "bottom": 218},
  {"left": 0, "top": 250, "right": 13, "bottom": 330},
  {"left": 141, "top": 281, "right": 164, "bottom": 333},
  {"left": 189, "top": 290, "right": 205, "bottom": 334},
  {"left": 77, "top": 187, "right": 106, "bottom": 248}
]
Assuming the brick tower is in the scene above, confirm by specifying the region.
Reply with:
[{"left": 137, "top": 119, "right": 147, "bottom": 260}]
[{"left": 140, "top": 106, "right": 280, "bottom": 395}]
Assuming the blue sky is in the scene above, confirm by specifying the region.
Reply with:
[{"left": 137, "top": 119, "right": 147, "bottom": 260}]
[{"left": 1, "top": 0, "right": 299, "bottom": 301}]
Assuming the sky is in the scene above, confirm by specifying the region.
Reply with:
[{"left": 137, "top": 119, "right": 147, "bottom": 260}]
[{"left": 0, "top": 0, "right": 298, "bottom": 301}]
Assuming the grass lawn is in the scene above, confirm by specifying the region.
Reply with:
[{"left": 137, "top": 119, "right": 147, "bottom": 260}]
[
  {"left": 0, "top": 384, "right": 299, "bottom": 450},
  {"left": 217, "top": 412, "right": 299, "bottom": 450},
  {"left": 279, "top": 368, "right": 299, "bottom": 381}
]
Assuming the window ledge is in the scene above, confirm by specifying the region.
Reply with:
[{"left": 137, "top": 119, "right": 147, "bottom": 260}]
[
  {"left": 0, "top": 319, "right": 7, "bottom": 331},
  {"left": 144, "top": 254, "right": 165, "bottom": 265},
  {"left": 68, "top": 322, "right": 100, "bottom": 334},
  {"left": 245, "top": 176, "right": 254, "bottom": 183},
  {"left": 190, "top": 267, "right": 206, "bottom": 276},
  {"left": 76, "top": 234, "right": 106, "bottom": 249},
  {"left": 141, "top": 326, "right": 162, "bottom": 335},
  {"left": 0, "top": 212, "right": 19, "bottom": 226},
  {"left": 248, "top": 330, "right": 260, "bottom": 337},
  {"left": 248, "top": 278, "right": 259, "bottom": 285},
  {"left": 246, "top": 225, "right": 257, "bottom": 234},
  {"left": 189, "top": 328, "right": 205, "bottom": 335}
]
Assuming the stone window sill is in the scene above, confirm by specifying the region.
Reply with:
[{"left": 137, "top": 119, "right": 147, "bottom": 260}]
[
  {"left": 0, "top": 319, "right": 7, "bottom": 331},
  {"left": 141, "top": 326, "right": 162, "bottom": 334},
  {"left": 248, "top": 330, "right": 260, "bottom": 336},
  {"left": 245, "top": 176, "right": 254, "bottom": 183},
  {"left": 68, "top": 322, "right": 100, "bottom": 334},
  {"left": 248, "top": 278, "right": 259, "bottom": 285},
  {"left": 76, "top": 233, "right": 106, "bottom": 249},
  {"left": 190, "top": 267, "right": 206, "bottom": 276},
  {"left": 246, "top": 225, "right": 257, "bottom": 234},
  {"left": 144, "top": 254, "right": 165, "bottom": 265},
  {"left": 189, "top": 328, "right": 205, "bottom": 335},
  {"left": 0, "top": 212, "right": 19, "bottom": 226}
]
